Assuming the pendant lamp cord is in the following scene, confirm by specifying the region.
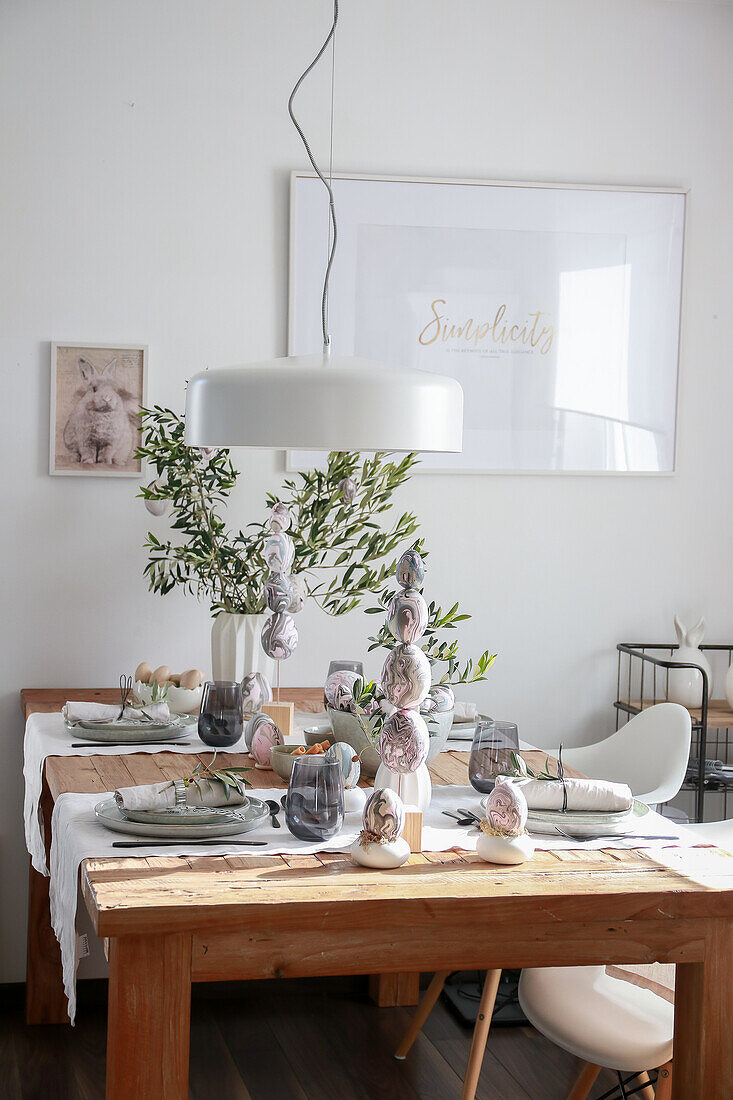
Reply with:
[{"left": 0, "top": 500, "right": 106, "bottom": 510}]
[{"left": 288, "top": 0, "right": 339, "bottom": 356}]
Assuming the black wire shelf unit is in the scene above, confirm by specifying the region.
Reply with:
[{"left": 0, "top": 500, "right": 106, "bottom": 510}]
[{"left": 615, "top": 642, "right": 733, "bottom": 824}]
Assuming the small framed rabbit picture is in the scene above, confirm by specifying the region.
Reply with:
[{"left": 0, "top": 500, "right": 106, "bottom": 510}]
[{"left": 50, "top": 342, "right": 148, "bottom": 476}]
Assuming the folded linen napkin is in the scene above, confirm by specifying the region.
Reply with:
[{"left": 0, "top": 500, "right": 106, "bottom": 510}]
[
  {"left": 497, "top": 775, "right": 633, "bottom": 813},
  {"left": 63, "top": 700, "right": 171, "bottom": 724},
  {"left": 453, "top": 701, "right": 478, "bottom": 723},
  {"left": 114, "top": 778, "right": 247, "bottom": 812}
]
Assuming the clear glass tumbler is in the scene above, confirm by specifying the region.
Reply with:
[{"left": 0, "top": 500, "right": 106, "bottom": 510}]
[
  {"left": 327, "top": 660, "right": 365, "bottom": 679},
  {"left": 468, "top": 720, "right": 519, "bottom": 794},
  {"left": 198, "top": 681, "right": 244, "bottom": 748},
  {"left": 285, "top": 755, "right": 344, "bottom": 841}
]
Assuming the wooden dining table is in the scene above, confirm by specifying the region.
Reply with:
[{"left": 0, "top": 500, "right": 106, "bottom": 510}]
[{"left": 22, "top": 689, "right": 733, "bottom": 1099}]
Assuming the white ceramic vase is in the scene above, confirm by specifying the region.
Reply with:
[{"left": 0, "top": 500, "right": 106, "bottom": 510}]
[
  {"left": 210, "top": 613, "right": 275, "bottom": 683},
  {"left": 667, "top": 615, "right": 713, "bottom": 708},
  {"left": 374, "top": 761, "right": 432, "bottom": 812}
]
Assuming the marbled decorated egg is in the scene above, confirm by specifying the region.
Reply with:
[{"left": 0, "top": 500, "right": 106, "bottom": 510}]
[
  {"left": 265, "top": 572, "right": 294, "bottom": 613},
  {"left": 268, "top": 502, "right": 291, "bottom": 533},
  {"left": 250, "top": 715, "right": 284, "bottom": 766},
  {"left": 264, "top": 531, "right": 295, "bottom": 573},
  {"left": 245, "top": 709, "right": 274, "bottom": 751},
  {"left": 380, "top": 643, "right": 431, "bottom": 709},
  {"left": 240, "top": 671, "right": 272, "bottom": 717},
  {"left": 363, "top": 787, "right": 405, "bottom": 842},
  {"left": 144, "top": 480, "right": 170, "bottom": 517},
  {"left": 396, "top": 549, "right": 425, "bottom": 590},
  {"left": 324, "top": 669, "right": 360, "bottom": 711},
  {"left": 420, "top": 684, "right": 455, "bottom": 714},
  {"left": 380, "top": 709, "right": 429, "bottom": 773},
  {"left": 387, "top": 588, "right": 428, "bottom": 644},
  {"left": 198, "top": 447, "right": 220, "bottom": 462},
  {"left": 325, "top": 740, "right": 361, "bottom": 789},
  {"left": 287, "top": 573, "right": 307, "bottom": 614},
  {"left": 485, "top": 781, "right": 528, "bottom": 838},
  {"left": 338, "top": 476, "right": 358, "bottom": 504},
  {"left": 261, "top": 611, "right": 298, "bottom": 660}
]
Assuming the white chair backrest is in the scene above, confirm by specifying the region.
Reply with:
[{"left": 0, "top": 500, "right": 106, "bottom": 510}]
[{"left": 563, "top": 702, "right": 691, "bottom": 804}]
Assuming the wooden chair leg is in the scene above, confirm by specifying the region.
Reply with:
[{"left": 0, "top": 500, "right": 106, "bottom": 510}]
[
  {"left": 394, "top": 970, "right": 450, "bottom": 1059},
  {"left": 567, "top": 1061, "right": 601, "bottom": 1100},
  {"left": 654, "top": 1061, "right": 673, "bottom": 1100},
  {"left": 633, "top": 1070, "right": 655, "bottom": 1100},
  {"left": 460, "top": 969, "right": 502, "bottom": 1100}
]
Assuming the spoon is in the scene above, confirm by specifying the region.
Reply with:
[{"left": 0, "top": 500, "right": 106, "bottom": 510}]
[{"left": 265, "top": 799, "right": 281, "bottom": 828}]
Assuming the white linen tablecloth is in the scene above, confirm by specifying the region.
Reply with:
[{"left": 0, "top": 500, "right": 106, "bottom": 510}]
[
  {"left": 49, "top": 784, "right": 696, "bottom": 1023},
  {"left": 23, "top": 709, "right": 324, "bottom": 875}
]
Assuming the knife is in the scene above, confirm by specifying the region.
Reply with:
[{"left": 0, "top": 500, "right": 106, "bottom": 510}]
[
  {"left": 72, "top": 740, "right": 194, "bottom": 748},
  {"left": 111, "top": 839, "right": 267, "bottom": 848}
]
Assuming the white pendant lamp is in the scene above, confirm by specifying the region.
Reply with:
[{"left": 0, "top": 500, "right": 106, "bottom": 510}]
[{"left": 184, "top": 1, "right": 463, "bottom": 454}]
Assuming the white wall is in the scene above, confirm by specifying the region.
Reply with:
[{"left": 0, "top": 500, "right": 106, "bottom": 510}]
[{"left": 1, "top": 0, "right": 731, "bottom": 983}]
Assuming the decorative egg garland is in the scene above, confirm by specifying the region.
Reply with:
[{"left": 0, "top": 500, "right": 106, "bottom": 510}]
[{"left": 260, "top": 503, "right": 303, "bottom": 664}]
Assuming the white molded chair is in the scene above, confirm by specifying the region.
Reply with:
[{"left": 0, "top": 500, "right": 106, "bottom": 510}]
[
  {"left": 560, "top": 702, "right": 691, "bottom": 806},
  {"left": 518, "top": 965, "right": 674, "bottom": 1099}
]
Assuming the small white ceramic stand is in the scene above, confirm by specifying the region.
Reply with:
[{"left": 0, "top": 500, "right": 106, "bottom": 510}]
[
  {"left": 375, "top": 761, "right": 432, "bottom": 811},
  {"left": 351, "top": 835, "right": 410, "bottom": 868},
  {"left": 476, "top": 831, "right": 535, "bottom": 866},
  {"left": 344, "top": 787, "right": 367, "bottom": 814}
]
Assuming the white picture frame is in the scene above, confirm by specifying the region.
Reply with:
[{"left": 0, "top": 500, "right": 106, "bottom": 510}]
[
  {"left": 288, "top": 172, "right": 686, "bottom": 475},
  {"left": 50, "top": 342, "right": 148, "bottom": 477}
]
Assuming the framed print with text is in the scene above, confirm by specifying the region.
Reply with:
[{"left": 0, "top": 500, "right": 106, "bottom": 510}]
[{"left": 288, "top": 173, "right": 685, "bottom": 474}]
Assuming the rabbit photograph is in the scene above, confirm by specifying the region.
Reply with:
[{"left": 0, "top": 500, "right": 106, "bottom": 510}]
[{"left": 50, "top": 343, "right": 146, "bottom": 475}]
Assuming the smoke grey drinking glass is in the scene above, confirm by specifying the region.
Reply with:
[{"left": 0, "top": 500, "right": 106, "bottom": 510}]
[
  {"left": 468, "top": 720, "right": 519, "bottom": 794},
  {"left": 285, "top": 756, "right": 344, "bottom": 841}
]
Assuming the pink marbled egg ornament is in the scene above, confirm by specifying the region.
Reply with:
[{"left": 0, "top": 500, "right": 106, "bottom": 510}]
[
  {"left": 387, "top": 588, "right": 428, "bottom": 645},
  {"left": 261, "top": 611, "right": 299, "bottom": 660},
  {"left": 240, "top": 672, "right": 273, "bottom": 717},
  {"left": 250, "top": 716, "right": 284, "bottom": 767},
  {"left": 380, "top": 643, "right": 431, "bottom": 710},
  {"left": 380, "top": 709, "right": 429, "bottom": 774}
]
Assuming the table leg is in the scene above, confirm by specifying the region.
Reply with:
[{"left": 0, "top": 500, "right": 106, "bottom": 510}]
[
  {"left": 107, "top": 933, "right": 192, "bottom": 1100},
  {"left": 673, "top": 919, "right": 733, "bottom": 1098},
  {"left": 26, "top": 863, "right": 69, "bottom": 1025},
  {"left": 368, "top": 972, "right": 420, "bottom": 1006}
]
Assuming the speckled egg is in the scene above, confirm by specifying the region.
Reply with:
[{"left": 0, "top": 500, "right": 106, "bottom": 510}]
[
  {"left": 287, "top": 573, "right": 307, "bottom": 614},
  {"left": 324, "top": 669, "right": 360, "bottom": 711},
  {"left": 380, "top": 709, "right": 429, "bottom": 774},
  {"left": 396, "top": 549, "right": 425, "bottom": 590},
  {"left": 380, "top": 644, "right": 431, "bottom": 709},
  {"left": 263, "top": 531, "right": 295, "bottom": 573},
  {"left": 387, "top": 588, "right": 428, "bottom": 644},
  {"left": 265, "top": 572, "right": 294, "bottom": 613},
  {"left": 245, "top": 710, "right": 274, "bottom": 751},
  {"left": 420, "top": 684, "right": 455, "bottom": 714},
  {"left": 363, "top": 787, "right": 405, "bottom": 842},
  {"left": 338, "top": 476, "right": 358, "bottom": 504},
  {"left": 250, "top": 716, "right": 284, "bottom": 766},
  {"left": 485, "top": 781, "right": 528, "bottom": 838},
  {"left": 261, "top": 612, "right": 298, "bottom": 660},
  {"left": 240, "top": 672, "right": 272, "bottom": 717},
  {"left": 268, "top": 502, "right": 292, "bottom": 533},
  {"left": 325, "top": 741, "right": 361, "bottom": 789}
]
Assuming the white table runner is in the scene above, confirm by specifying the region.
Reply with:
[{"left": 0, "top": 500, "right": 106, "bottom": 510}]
[
  {"left": 23, "top": 709, "right": 325, "bottom": 874},
  {"left": 49, "top": 784, "right": 696, "bottom": 1023}
]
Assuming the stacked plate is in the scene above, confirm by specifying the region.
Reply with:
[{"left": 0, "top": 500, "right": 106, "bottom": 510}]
[
  {"left": 65, "top": 713, "right": 193, "bottom": 743},
  {"left": 480, "top": 795, "right": 650, "bottom": 837},
  {"left": 95, "top": 795, "right": 270, "bottom": 839}
]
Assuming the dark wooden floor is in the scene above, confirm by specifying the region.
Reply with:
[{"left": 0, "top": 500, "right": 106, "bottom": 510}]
[{"left": 1, "top": 977, "right": 619, "bottom": 1099}]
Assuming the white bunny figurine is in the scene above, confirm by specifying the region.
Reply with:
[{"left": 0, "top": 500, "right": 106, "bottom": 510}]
[
  {"left": 667, "top": 615, "right": 713, "bottom": 708},
  {"left": 63, "top": 356, "right": 135, "bottom": 465}
]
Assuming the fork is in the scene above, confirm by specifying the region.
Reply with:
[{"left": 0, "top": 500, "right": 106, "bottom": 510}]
[{"left": 553, "top": 826, "right": 678, "bottom": 843}]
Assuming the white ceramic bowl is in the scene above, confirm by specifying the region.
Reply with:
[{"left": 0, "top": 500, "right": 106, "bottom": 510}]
[{"left": 133, "top": 679, "right": 203, "bottom": 716}]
